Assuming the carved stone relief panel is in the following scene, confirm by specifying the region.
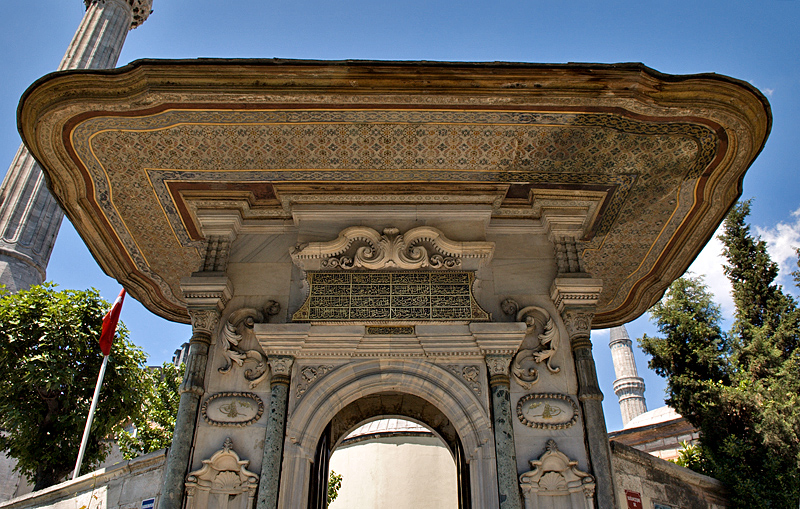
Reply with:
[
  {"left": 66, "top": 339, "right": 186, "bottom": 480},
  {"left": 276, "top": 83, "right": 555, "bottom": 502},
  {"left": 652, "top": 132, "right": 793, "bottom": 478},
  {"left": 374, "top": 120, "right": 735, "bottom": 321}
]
[
  {"left": 201, "top": 392, "right": 264, "bottom": 427},
  {"left": 519, "top": 439, "right": 595, "bottom": 509},
  {"left": 290, "top": 225, "right": 494, "bottom": 272},
  {"left": 445, "top": 364, "right": 483, "bottom": 397},
  {"left": 295, "top": 365, "right": 335, "bottom": 399},
  {"left": 185, "top": 437, "right": 259, "bottom": 509},
  {"left": 516, "top": 393, "right": 579, "bottom": 430}
]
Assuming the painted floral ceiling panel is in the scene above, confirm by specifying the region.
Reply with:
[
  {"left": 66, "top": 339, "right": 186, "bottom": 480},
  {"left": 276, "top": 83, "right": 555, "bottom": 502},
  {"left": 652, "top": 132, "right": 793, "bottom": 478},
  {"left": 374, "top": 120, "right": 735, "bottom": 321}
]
[{"left": 18, "top": 60, "right": 770, "bottom": 324}]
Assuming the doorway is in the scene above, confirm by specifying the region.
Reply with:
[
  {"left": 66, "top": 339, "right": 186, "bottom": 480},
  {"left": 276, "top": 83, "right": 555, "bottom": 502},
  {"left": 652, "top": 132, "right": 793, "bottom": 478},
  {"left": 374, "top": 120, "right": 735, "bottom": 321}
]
[
  {"left": 328, "top": 417, "right": 458, "bottom": 508},
  {"left": 307, "top": 393, "right": 471, "bottom": 509}
]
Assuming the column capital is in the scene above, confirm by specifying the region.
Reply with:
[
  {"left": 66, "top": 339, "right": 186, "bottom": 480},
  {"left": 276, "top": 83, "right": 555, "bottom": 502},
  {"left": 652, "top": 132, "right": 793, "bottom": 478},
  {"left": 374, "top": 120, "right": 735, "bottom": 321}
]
[
  {"left": 561, "top": 309, "right": 595, "bottom": 343},
  {"left": 187, "top": 309, "right": 221, "bottom": 338},
  {"left": 269, "top": 355, "right": 295, "bottom": 386},
  {"left": 485, "top": 353, "right": 514, "bottom": 387},
  {"left": 485, "top": 354, "right": 512, "bottom": 377}
]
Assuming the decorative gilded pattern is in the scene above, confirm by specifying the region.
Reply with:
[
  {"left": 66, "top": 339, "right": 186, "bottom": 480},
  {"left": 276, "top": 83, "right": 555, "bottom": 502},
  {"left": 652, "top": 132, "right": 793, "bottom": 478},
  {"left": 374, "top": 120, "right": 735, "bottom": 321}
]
[
  {"left": 67, "top": 107, "right": 718, "bottom": 318},
  {"left": 292, "top": 271, "right": 490, "bottom": 322}
]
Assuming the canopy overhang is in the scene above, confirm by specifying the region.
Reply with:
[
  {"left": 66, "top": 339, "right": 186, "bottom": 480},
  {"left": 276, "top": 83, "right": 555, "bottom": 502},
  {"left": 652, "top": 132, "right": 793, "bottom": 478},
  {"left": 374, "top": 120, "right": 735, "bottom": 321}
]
[{"left": 17, "top": 59, "right": 771, "bottom": 326}]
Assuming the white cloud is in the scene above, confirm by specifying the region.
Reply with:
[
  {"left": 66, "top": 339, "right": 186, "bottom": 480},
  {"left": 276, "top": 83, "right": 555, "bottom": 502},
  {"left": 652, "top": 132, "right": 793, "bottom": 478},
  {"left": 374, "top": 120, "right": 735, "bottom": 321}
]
[
  {"left": 756, "top": 206, "right": 800, "bottom": 292},
  {"left": 679, "top": 207, "right": 800, "bottom": 320},
  {"left": 763, "top": 88, "right": 775, "bottom": 97},
  {"left": 685, "top": 227, "right": 735, "bottom": 318}
]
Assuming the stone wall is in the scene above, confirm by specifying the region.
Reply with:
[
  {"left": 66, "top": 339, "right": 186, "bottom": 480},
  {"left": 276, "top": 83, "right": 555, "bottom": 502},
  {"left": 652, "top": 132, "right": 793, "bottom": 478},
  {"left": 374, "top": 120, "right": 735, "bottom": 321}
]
[
  {"left": 0, "top": 439, "right": 127, "bottom": 501},
  {"left": 0, "top": 449, "right": 165, "bottom": 509},
  {"left": 611, "top": 441, "right": 729, "bottom": 509}
]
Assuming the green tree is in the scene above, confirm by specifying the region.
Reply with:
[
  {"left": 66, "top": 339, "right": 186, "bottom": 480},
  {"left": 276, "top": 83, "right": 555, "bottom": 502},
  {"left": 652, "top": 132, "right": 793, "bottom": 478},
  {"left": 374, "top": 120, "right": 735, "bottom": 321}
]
[
  {"left": 117, "top": 362, "right": 182, "bottom": 460},
  {"left": 327, "top": 470, "right": 342, "bottom": 505},
  {"left": 639, "top": 202, "right": 800, "bottom": 508},
  {"left": 0, "top": 284, "right": 148, "bottom": 491},
  {"left": 673, "top": 441, "right": 713, "bottom": 476}
]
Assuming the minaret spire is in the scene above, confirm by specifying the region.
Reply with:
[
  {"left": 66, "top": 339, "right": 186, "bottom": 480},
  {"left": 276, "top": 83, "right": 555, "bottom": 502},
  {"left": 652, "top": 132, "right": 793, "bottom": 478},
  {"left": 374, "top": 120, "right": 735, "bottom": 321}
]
[
  {"left": 0, "top": 0, "right": 153, "bottom": 291},
  {"left": 609, "top": 325, "right": 647, "bottom": 426}
]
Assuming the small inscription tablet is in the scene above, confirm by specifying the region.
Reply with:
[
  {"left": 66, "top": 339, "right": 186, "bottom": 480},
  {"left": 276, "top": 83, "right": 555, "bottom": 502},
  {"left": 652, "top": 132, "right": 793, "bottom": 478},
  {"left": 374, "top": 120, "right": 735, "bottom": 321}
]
[{"left": 293, "top": 271, "right": 489, "bottom": 322}]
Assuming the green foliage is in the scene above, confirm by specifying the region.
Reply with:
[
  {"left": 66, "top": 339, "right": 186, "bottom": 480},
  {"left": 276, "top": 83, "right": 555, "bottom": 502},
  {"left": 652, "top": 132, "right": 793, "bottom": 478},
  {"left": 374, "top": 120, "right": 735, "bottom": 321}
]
[
  {"left": 672, "top": 441, "right": 713, "bottom": 476},
  {"left": 639, "top": 202, "right": 800, "bottom": 508},
  {"left": 327, "top": 470, "right": 343, "bottom": 505},
  {"left": 117, "top": 362, "right": 182, "bottom": 460},
  {"left": 0, "top": 284, "right": 148, "bottom": 491}
]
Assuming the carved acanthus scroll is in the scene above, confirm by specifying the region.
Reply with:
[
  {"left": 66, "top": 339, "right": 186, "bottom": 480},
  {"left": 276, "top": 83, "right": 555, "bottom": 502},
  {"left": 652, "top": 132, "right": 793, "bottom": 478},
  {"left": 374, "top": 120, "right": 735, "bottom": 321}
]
[
  {"left": 219, "top": 302, "right": 280, "bottom": 388},
  {"left": 502, "top": 299, "right": 561, "bottom": 389},
  {"left": 290, "top": 226, "right": 494, "bottom": 271}
]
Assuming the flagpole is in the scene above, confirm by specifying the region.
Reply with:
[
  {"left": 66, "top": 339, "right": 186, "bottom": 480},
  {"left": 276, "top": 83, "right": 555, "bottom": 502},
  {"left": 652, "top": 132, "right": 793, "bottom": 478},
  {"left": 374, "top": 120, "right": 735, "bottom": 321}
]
[{"left": 72, "top": 354, "right": 110, "bottom": 480}]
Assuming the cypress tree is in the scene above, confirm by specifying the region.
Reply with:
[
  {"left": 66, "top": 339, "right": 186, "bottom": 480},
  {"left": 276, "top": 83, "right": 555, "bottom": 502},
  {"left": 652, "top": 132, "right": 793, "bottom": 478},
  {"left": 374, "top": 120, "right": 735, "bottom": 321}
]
[{"left": 640, "top": 201, "right": 800, "bottom": 508}]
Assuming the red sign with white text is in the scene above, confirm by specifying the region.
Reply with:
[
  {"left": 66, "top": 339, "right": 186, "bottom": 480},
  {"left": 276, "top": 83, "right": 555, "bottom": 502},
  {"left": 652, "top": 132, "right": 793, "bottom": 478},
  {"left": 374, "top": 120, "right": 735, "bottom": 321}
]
[{"left": 625, "top": 490, "right": 643, "bottom": 509}]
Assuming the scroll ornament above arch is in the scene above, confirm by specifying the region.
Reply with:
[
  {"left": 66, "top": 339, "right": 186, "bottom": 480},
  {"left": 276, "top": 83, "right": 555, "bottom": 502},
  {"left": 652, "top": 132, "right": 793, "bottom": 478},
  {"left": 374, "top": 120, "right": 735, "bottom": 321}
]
[
  {"left": 502, "top": 299, "right": 561, "bottom": 389},
  {"left": 219, "top": 302, "right": 280, "bottom": 389},
  {"left": 290, "top": 226, "right": 495, "bottom": 272}
]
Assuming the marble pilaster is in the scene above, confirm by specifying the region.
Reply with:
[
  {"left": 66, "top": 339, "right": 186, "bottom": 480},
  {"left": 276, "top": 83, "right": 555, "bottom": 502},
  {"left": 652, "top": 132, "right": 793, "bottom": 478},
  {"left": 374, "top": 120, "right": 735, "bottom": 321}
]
[
  {"left": 160, "top": 275, "right": 231, "bottom": 509},
  {"left": 256, "top": 356, "right": 295, "bottom": 509},
  {"left": 551, "top": 277, "right": 617, "bottom": 509},
  {"left": 486, "top": 354, "right": 523, "bottom": 509}
]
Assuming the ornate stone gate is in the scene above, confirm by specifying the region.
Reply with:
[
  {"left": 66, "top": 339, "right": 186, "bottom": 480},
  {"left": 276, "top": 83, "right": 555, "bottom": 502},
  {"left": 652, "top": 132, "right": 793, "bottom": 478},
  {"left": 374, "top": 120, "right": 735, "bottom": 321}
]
[{"left": 17, "top": 59, "right": 770, "bottom": 509}]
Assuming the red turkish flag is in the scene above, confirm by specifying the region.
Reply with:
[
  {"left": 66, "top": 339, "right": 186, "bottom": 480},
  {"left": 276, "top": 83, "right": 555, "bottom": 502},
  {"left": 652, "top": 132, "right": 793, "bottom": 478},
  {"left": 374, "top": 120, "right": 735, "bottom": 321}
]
[{"left": 99, "top": 289, "right": 126, "bottom": 356}]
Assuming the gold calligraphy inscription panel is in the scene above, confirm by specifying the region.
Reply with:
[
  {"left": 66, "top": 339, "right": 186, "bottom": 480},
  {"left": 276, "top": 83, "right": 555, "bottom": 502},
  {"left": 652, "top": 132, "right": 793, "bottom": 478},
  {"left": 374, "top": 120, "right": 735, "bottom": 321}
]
[{"left": 293, "top": 271, "right": 490, "bottom": 322}]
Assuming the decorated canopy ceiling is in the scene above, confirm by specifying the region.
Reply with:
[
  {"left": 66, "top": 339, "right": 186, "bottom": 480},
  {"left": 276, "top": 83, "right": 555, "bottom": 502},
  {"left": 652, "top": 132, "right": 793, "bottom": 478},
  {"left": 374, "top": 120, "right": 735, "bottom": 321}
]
[{"left": 18, "top": 60, "right": 770, "bottom": 325}]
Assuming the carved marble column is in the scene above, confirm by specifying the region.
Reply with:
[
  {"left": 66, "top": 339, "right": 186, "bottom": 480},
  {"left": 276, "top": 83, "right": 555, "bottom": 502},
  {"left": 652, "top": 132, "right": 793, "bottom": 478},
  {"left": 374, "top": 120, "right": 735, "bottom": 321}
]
[
  {"left": 551, "top": 277, "right": 616, "bottom": 509},
  {"left": 486, "top": 354, "right": 523, "bottom": 509},
  {"left": 0, "top": 0, "right": 152, "bottom": 291},
  {"left": 160, "top": 275, "right": 231, "bottom": 509},
  {"left": 256, "top": 356, "right": 295, "bottom": 509}
]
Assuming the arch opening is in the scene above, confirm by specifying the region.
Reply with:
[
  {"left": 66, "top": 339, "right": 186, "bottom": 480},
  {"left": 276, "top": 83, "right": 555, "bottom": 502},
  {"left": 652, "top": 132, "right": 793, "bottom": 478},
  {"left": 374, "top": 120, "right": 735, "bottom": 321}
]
[
  {"left": 308, "top": 393, "right": 470, "bottom": 509},
  {"left": 280, "top": 359, "right": 497, "bottom": 508}
]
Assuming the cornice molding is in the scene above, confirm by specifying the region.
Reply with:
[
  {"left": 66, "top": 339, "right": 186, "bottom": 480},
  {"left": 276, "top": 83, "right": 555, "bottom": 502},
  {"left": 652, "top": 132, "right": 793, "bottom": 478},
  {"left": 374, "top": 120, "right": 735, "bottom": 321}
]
[
  {"left": 181, "top": 275, "right": 233, "bottom": 312},
  {"left": 254, "top": 322, "right": 526, "bottom": 359},
  {"left": 550, "top": 277, "right": 603, "bottom": 313}
]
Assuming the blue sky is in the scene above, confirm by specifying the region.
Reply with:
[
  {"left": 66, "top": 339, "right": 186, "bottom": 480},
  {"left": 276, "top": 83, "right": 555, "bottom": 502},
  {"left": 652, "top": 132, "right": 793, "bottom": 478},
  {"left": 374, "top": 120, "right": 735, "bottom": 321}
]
[{"left": 2, "top": 0, "right": 799, "bottom": 432}]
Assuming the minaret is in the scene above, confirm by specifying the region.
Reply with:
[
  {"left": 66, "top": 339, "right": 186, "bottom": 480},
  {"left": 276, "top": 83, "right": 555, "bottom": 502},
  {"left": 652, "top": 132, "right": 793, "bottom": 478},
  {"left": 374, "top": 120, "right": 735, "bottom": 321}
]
[
  {"left": 609, "top": 325, "right": 647, "bottom": 426},
  {"left": 0, "top": 0, "right": 153, "bottom": 292}
]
